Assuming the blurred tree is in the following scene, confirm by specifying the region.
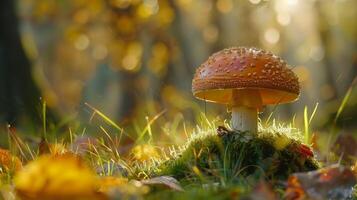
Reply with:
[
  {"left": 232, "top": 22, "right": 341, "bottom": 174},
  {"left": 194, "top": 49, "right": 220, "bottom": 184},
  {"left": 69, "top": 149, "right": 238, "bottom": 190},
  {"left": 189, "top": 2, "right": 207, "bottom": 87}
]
[{"left": 0, "top": 0, "right": 54, "bottom": 125}]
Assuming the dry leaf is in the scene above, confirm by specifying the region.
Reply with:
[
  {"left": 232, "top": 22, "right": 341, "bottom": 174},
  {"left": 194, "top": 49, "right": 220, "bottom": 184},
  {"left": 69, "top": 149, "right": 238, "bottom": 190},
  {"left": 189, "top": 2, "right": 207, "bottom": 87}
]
[
  {"left": 0, "top": 148, "right": 22, "bottom": 173},
  {"left": 141, "top": 176, "right": 184, "bottom": 191},
  {"left": 99, "top": 177, "right": 149, "bottom": 199},
  {"left": 285, "top": 165, "right": 357, "bottom": 200},
  {"left": 248, "top": 181, "right": 277, "bottom": 200},
  {"left": 14, "top": 154, "right": 101, "bottom": 200},
  {"left": 98, "top": 177, "right": 129, "bottom": 193}
]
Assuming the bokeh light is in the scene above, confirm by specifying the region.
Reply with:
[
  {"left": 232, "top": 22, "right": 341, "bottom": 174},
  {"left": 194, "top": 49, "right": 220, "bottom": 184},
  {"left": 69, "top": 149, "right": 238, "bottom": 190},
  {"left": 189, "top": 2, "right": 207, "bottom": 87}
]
[
  {"left": 0, "top": 0, "right": 355, "bottom": 138},
  {"left": 264, "top": 28, "right": 280, "bottom": 44}
]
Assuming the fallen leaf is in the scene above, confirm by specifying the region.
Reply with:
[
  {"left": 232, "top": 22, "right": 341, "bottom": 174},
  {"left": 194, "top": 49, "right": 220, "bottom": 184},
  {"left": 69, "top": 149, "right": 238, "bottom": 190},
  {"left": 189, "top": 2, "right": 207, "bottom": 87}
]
[
  {"left": 98, "top": 176, "right": 129, "bottom": 193},
  {"left": 0, "top": 148, "right": 22, "bottom": 173},
  {"left": 141, "top": 176, "right": 184, "bottom": 191},
  {"left": 14, "top": 154, "right": 101, "bottom": 200},
  {"left": 285, "top": 165, "right": 357, "bottom": 200},
  {"left": 248, "top": 181, "right": 278, "bottom": 200},
  {"left": 99, "top": 177, "right": 149, "bottom": 199}
]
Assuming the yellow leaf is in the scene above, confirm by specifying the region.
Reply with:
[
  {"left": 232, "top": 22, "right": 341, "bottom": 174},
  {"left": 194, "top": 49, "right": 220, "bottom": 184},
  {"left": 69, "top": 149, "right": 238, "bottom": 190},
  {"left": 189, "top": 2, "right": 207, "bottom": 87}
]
[
  {"left": 98, "top": 176, "right": 128, "bottom": 193},
  {"left": 14, "top": 154, "right": 101, "bottom": 200},
  {"left": 0, "top": 148, "right": 22, "bottom": 173}
]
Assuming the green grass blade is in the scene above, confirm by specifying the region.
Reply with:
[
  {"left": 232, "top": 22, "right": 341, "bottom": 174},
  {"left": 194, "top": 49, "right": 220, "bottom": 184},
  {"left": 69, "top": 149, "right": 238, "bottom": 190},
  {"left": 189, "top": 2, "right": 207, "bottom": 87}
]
[
  {"left": 42, "top": 100, "right": 47, "bottom": 140},
  {"left": 85, "top": 102, "right": 132, "bottom": 139},
  {"left": 309, "top": 102, "right": 319, "bottom": 124},
  {"left": 334, "top": 86, "right": 352, "bottom": 123},
  {"left": 304, "top": 106, "right": 309, "bottom": 144},
  {"left": 85, "top": 102, "right": 121, "bottom": 130},
  {"left": 137, "top": 110, "right": 166, "bottom": 143}
]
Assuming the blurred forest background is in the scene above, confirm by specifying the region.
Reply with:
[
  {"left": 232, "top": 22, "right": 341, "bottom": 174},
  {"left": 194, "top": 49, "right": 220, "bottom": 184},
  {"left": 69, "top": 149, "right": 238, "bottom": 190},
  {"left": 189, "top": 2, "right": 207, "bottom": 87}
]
[{"left": 0, "top": 0, "right": 356, "bottom": 142}]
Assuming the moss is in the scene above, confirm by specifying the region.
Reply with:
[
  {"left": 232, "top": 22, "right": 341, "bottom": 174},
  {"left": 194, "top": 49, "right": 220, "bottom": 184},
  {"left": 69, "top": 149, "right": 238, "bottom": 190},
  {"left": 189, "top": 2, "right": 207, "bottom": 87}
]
[{"left": 155, "top": 127, "right": 319, "bottom": 184}]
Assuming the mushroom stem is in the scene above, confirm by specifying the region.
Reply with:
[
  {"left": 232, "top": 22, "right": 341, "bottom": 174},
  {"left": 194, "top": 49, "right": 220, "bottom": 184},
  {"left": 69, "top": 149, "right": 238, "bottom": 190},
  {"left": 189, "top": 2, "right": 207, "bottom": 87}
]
[
  {"left": 231, "top": 106, "right": 257, "bottom": 132},
  {"left": 231, "top": 89, "right": 261, "bottom": 132}
]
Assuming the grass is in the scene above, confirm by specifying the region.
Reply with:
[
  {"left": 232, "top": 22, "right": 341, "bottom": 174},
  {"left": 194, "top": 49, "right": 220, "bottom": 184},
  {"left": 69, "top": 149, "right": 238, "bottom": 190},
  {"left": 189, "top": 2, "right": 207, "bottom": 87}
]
[{"left": 303, "top": 103, "right": 319, "bottom": 145}]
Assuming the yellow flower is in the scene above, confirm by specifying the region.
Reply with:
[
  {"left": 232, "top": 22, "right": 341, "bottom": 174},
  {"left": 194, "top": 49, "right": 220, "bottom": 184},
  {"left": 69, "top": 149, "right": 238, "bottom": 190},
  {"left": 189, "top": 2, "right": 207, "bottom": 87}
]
[
  {"left": 131, "top": 144, "right": 160, "bottom": 162},
  {"left": 14, "top": 154, "right": 102, "bottom": 200},
  {"left": 0, "top": 148, "right": 22, "bottom": 173}
]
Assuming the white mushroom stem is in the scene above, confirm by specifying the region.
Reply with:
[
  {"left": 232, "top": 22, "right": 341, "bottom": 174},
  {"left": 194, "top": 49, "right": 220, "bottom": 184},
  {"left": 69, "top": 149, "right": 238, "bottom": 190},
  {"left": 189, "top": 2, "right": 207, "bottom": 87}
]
[
  {"left": 231, "top": 89, "right": 262, "bottom": 133},
  {"left": 231, "top": 106, "right": 258, "bottom": 132}
]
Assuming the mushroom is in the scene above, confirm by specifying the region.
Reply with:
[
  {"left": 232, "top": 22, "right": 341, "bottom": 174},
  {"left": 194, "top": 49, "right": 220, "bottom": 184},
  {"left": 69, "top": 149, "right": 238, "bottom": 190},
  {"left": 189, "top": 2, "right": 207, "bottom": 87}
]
[{"left": 192, "top": 47, "right": 300, "bottom": 133}]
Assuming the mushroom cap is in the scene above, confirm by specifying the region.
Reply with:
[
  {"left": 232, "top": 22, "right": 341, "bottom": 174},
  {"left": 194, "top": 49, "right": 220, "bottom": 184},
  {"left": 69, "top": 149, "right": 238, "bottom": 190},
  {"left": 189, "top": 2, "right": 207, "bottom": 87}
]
[{"left": 192, "top": 47, "right": 300, "bottom": 105}]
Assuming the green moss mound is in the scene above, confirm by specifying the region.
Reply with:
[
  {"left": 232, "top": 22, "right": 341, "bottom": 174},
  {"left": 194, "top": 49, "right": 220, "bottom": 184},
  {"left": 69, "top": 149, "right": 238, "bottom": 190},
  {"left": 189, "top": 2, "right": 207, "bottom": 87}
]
[{"left": 156, "top": 126, "right": 319, "bottom": 184}]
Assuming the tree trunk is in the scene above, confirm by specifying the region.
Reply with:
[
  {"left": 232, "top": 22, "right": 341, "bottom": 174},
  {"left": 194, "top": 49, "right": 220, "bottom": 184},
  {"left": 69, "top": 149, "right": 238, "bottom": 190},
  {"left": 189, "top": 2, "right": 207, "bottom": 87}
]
[{"left": 0, "top": 0, "right": 44, "bottom": 125}]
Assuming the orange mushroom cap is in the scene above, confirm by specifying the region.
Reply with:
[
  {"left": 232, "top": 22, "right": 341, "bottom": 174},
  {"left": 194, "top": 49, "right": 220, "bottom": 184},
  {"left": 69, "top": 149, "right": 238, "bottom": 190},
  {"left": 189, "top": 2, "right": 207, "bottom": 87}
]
[{"left": 192, "top": 47, "right": 300, "bottom": 106}]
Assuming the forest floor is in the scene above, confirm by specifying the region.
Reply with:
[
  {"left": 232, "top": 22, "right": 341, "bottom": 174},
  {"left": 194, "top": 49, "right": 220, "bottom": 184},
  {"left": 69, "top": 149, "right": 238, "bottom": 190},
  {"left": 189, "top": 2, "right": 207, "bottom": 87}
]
[{"left": 0, "top": 106, "right": 356, "bottom": 200}]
